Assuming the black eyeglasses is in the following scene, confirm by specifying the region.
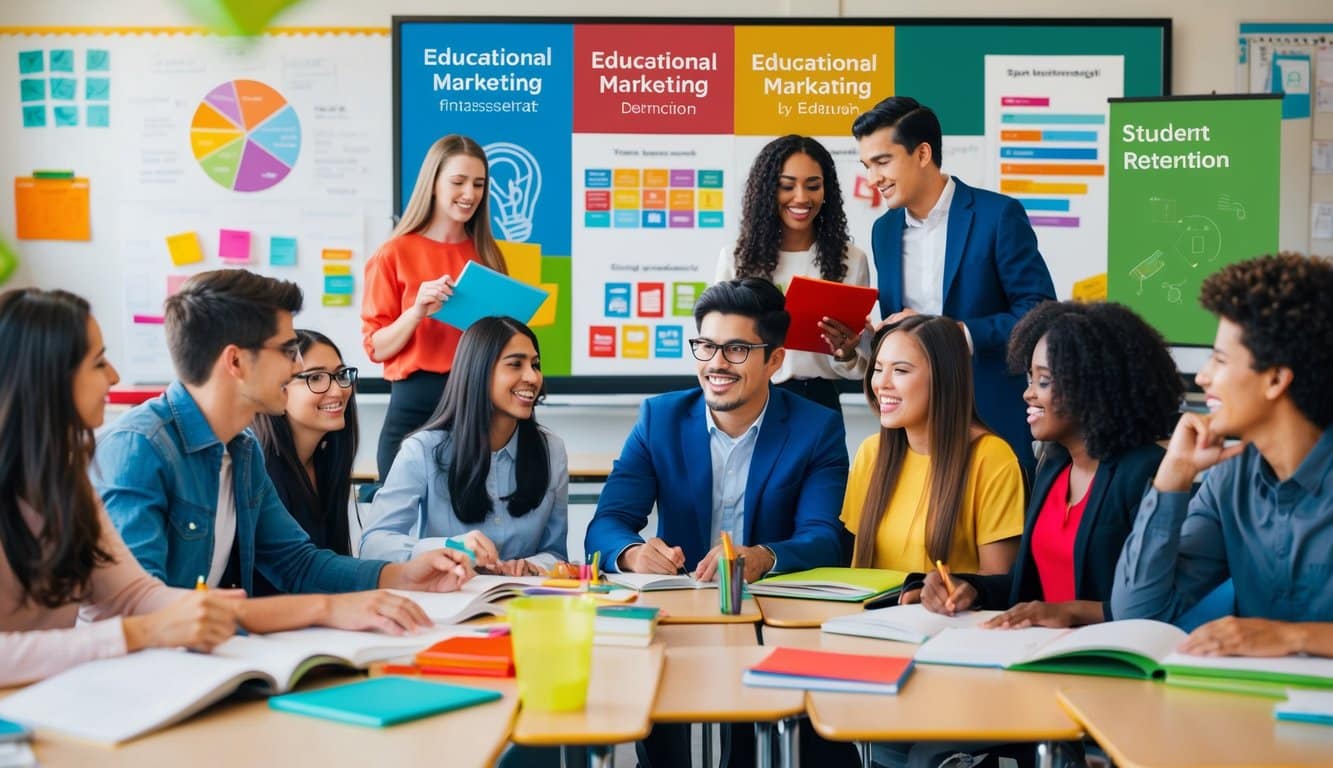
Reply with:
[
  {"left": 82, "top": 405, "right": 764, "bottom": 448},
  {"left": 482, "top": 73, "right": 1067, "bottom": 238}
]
[
  {"left": 292, "top": 367, "right": 358, "bottom": 394},
  {"left": 688, "top": 339, "right": 769, "bottom": 364}
]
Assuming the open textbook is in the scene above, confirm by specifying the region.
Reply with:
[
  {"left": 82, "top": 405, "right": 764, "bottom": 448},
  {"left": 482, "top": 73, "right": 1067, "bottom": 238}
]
[
  {"left": 0, "top": 624, "right": 486, "bottom": 744},
  {"left": 389, "top": 574, "right": 546, "bottom": 623},
  {"left": 821, "top": 604, "right": 1002, "bottom": 644},
  {"left": 603, "top": 572, "right": 716, "bottom": 591},
  {"left": 749, "top": 567, "right": 907, "bottom": 602}
]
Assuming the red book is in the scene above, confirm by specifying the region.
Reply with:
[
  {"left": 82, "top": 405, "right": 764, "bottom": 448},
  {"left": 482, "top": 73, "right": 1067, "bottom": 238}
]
[
  {"left": 782, "top": 275, "right": 879, "bottom": 355},
  {"left": 415, "top": 635, "right": 514, "bottom": 677},
  {"left": 744, "top": 647, "right": 914, "bottom": 694}
]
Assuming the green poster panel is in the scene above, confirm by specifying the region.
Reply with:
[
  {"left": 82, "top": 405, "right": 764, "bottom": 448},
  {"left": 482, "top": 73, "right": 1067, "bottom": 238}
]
[{"left": 1107, "top": 96, "right": 1280, "bottom": 345}]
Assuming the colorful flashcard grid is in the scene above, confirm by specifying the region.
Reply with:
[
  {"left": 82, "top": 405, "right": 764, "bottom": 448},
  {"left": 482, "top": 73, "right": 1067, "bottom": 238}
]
[
  {"left": 321, "top": 248, "right": 355, "bottom": 307},
  {"left": 18, "top": 48, "right": 111, "bottom": 129},
  {"left": 583, "top": 167, "right": 724, "bottom": 229},
  {"left": 590, "top": 280, "right": 706, "bottom": 358}
]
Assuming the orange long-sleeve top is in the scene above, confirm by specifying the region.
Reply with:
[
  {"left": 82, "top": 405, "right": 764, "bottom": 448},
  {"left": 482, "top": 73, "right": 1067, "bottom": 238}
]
[{"left": 361, "top": 234, "right": 481, "bottom": 380}]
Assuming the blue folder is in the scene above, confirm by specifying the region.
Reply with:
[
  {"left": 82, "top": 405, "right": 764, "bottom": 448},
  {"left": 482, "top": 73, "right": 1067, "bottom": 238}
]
[
  {"left": 430, "top": 261, "right": 549, "bottom": 330},
  {"left": 268, "top": 676, "right": 502, "bottom": 728}
]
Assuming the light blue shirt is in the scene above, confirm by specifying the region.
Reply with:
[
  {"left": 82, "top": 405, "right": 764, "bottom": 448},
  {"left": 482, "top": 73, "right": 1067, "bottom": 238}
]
[
  {"left": 704, "top": 400, "right": 767, "bottom": 550},
  {"left": 359, "top": 427, "right": 569, "bottom": 568}
]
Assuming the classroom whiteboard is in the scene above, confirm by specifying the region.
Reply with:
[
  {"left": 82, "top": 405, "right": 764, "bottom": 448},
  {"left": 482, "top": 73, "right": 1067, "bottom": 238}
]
[{"left": 1, "top": 28, "right": 392, "bottom": 384}]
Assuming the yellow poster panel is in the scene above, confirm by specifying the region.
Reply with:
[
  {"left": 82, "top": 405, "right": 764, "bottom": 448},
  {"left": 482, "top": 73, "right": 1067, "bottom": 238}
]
[{"left": 734, "top": 26, "right": 894, "bottom": 136}]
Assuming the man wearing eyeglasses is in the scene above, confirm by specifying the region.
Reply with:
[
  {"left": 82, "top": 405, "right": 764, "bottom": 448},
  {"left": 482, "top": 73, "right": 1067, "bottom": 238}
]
[
  {"left": 586, "top": 278, "right": 849, "bottom": 583},
  {"left": 94, "top": 269, "right": 475, "bottom": 606}
]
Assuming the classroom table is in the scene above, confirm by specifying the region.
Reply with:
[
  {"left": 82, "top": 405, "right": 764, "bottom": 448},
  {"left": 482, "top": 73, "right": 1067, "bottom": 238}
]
[
  {"left": 637, "top": 588, "right": 762, "bottom": 625},
  {"left": 652, "top": 645, "right": 807, "bottom": 768},
  {"left": 568, "top": 451, "right": 618, "bottom": 482},
  {"left": 1058, "top": 681, "right": 1333, "bottom": 768},
  {"left": 755, "top": 595, "right": 866, "bottom": 629},
  {"left": 658, "top": 622, "right": 761, "bottom": 647}
]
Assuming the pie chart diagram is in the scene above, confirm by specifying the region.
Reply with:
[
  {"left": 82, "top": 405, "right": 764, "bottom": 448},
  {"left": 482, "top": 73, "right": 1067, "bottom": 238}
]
[{"left": 190, "top": 80, "right": 300, "bottom": 192}]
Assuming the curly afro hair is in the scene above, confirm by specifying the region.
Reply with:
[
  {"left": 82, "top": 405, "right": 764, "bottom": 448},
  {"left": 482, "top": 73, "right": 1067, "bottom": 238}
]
[
  {"left": 1007, "top": 300, "right": 1183, "bottom": 460},
  {"left": 1199, "top": 253, "right": 1333, "bottom": 428},
  {"left": 732, "top": 135, "right": 851, "bottom": 283}
]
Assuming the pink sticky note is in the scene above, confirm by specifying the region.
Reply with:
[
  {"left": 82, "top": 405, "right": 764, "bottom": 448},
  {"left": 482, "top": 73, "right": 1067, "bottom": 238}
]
[
  {"left": 218, "top": 229, "right": 252, "bottom": 262},
  {"left": 166, "top": 274, "right": 189, "bottom": 296}
]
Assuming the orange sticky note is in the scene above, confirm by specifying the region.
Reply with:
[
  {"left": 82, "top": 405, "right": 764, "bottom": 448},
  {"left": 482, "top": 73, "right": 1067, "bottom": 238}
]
[
  {"left": 321, "top": 248, "right": 352, "bottom": 261},
  {"left": 14, "top": 176, "right": 91, "bottom": 241},
  {"left": 166, "top": 232, "right": 205, "bottom": 266}
]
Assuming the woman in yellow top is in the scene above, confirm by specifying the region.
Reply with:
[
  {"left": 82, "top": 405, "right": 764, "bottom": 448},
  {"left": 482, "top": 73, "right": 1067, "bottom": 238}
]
[{"left": 841, "top": 315, "right": 1024, "bottom": 590}]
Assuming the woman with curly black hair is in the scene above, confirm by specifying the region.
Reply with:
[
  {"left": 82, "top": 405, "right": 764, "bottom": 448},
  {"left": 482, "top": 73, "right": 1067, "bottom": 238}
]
[
  {"left": 919, "top": 299, "right": 1183, "bottom": 628},
  {"left": 715, "top": 134, "right": 870, "bottom": 412}
]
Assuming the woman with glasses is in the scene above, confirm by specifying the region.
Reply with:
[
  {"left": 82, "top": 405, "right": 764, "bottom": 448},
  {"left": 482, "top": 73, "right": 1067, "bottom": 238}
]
[
  {"left": 252, "top": 330, "right": 360, "bottom": 596},
  {"left": 360, "top": 316, "right": 567, "bottom": 577},
  {"left": 715, "top": 134, "right": 870, "bottom": 413}
]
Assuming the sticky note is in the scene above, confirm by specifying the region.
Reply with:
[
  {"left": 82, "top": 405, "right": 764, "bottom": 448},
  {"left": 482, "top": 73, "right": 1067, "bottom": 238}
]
[
  {"left": 86, "top": 49, "right": 109, "bottom": 71},
  {"left": 22, "top": 106, "right": 46, "bottom": 128},
  {"left": 324, "top": 275, "right": 355, "bottom": 295},
  {"left": 49, "top": 49, "right": 74, "bottom": 72},
  {"left": 321, "top": 248, "right": 352, "bottom": 261},
  {"left": 53, "top": 106, "right": 78, "bottom": 127},
  {"left": 218, "top": 229, "right": 252, "bottom": 262},
  {"left": 86, "top": 105, "right": 109, "bottom": 128},
  {"left": 322, "top": 293, "right": 353, "bottom": 307},
  {"left": 132, "top": 314, "right": 165, "bottom": 325},
  {"left": 14, "top": 177, "right": 91, "bottom": 241},
  {"left": 1072, "top": 273, "right": 1108, "bottom": 302},
  {"left": 18, "top": 50, "right": 43, "bottom": 74},
  {"left": 166, "top": 232, "right": 205, "bottom": 266},
  {"left": 269, "top": 236, "right": 297, "bottom": 266},
  {"left": 322, "top": 264, "right": 351, "bottom": 276},
  {"left": 49, "top": 78, "right": 76, "bottom": 100},
  {"left": 20, "top": 79, "right": 44, "bottom": 102},
  {"left": 86, "top": 77, "right": 110, "bottom": 101},
  {"left": 167, "top": 275, "right": 190, "bottom": 296}
]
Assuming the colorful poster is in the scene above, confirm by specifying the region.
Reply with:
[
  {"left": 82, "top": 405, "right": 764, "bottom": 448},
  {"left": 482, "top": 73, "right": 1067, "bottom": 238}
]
[{"left": 984, "top": 55, "right": 1124, "bottom": 299}]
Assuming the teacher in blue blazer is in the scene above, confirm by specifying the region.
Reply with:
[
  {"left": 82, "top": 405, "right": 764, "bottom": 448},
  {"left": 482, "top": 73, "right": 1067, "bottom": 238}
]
[
  {"left": 585, "top": 278, "right": 849, "bottom": 582},
  {"left": 853, "top": 96, "right": 1056, "bottom": 474}
]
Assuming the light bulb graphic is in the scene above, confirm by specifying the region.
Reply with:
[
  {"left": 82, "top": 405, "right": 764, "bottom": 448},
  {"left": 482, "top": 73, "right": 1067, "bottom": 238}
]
[{"left": 485, "top": 142, "right": 542, "bottom": 242}]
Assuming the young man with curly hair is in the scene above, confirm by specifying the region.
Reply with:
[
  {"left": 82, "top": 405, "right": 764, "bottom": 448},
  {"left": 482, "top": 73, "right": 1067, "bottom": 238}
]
[{"left": 1113, "top": 253, "right": 1333, "bottom": 658}]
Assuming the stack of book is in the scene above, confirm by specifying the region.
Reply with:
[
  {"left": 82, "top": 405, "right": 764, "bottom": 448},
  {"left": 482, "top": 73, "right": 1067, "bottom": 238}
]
[
  {"left": 743, "top": 646, "right": 915, "bottom": 695},
  {"left": 413, "top": 635, "right": 514, "bottom": 677},
  {"left": 594, "top": 605, "right": 661, "bottom": 647}
]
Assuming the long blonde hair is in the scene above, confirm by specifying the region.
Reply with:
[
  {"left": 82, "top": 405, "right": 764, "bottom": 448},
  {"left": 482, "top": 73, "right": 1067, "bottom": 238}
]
[{"left": 394, "top": 135, "right": 507, "bottom": 274}]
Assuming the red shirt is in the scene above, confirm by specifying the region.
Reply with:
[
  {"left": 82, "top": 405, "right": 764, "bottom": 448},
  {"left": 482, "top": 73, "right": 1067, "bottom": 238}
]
[{"left": 1030, "top": 465, "right": 1092, "bottom": 603}]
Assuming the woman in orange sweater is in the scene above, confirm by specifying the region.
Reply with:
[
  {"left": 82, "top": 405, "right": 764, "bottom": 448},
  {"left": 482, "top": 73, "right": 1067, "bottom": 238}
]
[{"left": 363, "top": 134, "right": 509, "bottom": 480}]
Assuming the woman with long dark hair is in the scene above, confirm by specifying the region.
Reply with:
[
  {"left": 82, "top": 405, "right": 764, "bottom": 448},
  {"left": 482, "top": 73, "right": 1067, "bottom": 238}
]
[
  {"left": 360, "top": 316, "right": 567, "bottom": 575},
  {"left": 716, "top": 134, "right": 870, "bottom": 412},
  {"left": 252, "top": 330, "right": 360, "bottom": 594}
]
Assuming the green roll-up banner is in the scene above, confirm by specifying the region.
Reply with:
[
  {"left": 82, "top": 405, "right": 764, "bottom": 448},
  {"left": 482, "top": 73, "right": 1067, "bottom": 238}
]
[{"left": 1107, "top": 95, "right": 1281, "bottom": 345}]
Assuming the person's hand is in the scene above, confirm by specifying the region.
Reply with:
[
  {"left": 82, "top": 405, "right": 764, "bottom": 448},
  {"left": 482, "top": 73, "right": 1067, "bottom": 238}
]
[
  {"left": 876, "top": 307, "right": 919, "bottom": 330},
  {"left": 618, "top": 537, "right": 685, "bottom": 574},
  {"left": 1179, "top": 616, "right": 1304, "bottom": 657},
  {"left": 455, "top": 530, "right": 500, "bottom": 569},
  {"left": 122, "top": 590, "right": 243, "bottom": 652},
  {"left": 691, "top": 544, "right": 775, "bottom": 582},
  {"left": 1154, "top": 412, "right": 1247, "bottom": 493},
  {"left": 920, "top": 571, "right": 977, "bottom": 615},
  {"left": 381, "top": 547, "right": 475, "bottom": 592},
  {"left": 484, "top": 559, "right": 543, "bottom": 577},
  {"left": 322, "top": 590, "right": 433, "bottom": 635},
  {"left": 898, "top": 588, "right": 922, "bottom": 605},
  {"left": 818, "top": 316, "right": 862, "bottom": 360},
  {"left": 983, "top": 601, "right": 1074, "bottom": 629},
  {"left": 410, "top": 275, "right": 456, "bottom": 319}
]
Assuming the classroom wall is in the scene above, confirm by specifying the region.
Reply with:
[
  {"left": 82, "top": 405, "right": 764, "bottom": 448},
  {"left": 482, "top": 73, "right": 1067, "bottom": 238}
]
[{"left": 11, "top": 0, "right": 1328, "bottom": 475}]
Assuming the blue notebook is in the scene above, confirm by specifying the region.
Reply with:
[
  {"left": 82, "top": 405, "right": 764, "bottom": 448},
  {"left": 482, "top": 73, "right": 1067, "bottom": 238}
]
[
  {"left": 430, "top": 261, "right": 548, "bottom": 330},
  {"left": 268, "top": 677, "right": 502, "bottom": 728}
]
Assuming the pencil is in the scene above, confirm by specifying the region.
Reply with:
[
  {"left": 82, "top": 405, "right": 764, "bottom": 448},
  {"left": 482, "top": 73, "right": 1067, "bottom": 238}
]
[
  {"left": 934, "top": 559, "right": 956, "bottom": 598},
  {"left": 720, "top": 531, "right": 735, "bottom": 562},
  {"left": 445, "top": 537, "right": 477, "bottom": 562},
  {"left": 194, "top": 575, "right": 207, "bottom": 591}
]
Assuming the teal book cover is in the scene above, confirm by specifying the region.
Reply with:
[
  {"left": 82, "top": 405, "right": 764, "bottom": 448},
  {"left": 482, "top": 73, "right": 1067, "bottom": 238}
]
[
  {"left": 269, "top": 677, "right": 502, "bottom": 727},
  {"left": 430, "top": 261, "right": 548, "bottom": 330}
]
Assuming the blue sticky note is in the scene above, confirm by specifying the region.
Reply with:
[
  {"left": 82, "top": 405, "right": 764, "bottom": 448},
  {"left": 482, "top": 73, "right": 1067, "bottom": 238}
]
[
  {"left": 18, "top": 50, "right": 43, "bottom": 74},
  {"left": 86, "top": 49, "right": 109, "bottom": 71},
  {"left": 324, "top": 275, "right": 355, "bottom": 295},
  {"left": 20, "top": 79, "right": 44, "bottom": 102},
  {"left": 22, "top": 106, "right": 45, "bottom": 128},
  {"left": 270, "top": 236, "right": 298, "bottom": 266},
  {"left": 49, "top": 49, "right": 74, "bottom": 72},
  {"left": 86, "top": 77, "right": 110, "bottom": 101},
  {"left": 86, "top": 104, "right": 109, "bottom": 128},
  {"left": 49, "top": 78, "right": 76, "bottom": 101},
  {"left": 53, "top": 106, "right": 78, "bottom": 127}
]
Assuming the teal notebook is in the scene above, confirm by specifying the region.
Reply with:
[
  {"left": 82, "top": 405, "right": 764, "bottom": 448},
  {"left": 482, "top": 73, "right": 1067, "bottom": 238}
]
[
  {"left": 268, "top": 677, "right": 502, "bottom": 727},
  {"left": 430, "top": 260, "right": 548, "bottom": 330}
]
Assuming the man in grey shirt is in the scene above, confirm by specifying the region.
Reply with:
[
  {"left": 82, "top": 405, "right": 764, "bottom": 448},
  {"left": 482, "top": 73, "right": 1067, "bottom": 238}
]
[{"left": 1113, "top": 253, "right": 1333, "bottom": 658}]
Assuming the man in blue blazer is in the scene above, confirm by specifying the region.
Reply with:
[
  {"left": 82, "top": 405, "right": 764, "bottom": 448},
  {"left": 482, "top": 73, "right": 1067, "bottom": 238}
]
[
  {"left": 853, "top": 96, "right": 1055, "bottom": 473},
  {"left": 585, "top": 278, "right": 848, "bottom": 582}
]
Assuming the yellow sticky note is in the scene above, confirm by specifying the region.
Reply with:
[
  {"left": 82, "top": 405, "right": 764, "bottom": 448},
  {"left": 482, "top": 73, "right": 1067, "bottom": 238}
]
[
  {"left": 321, "top": 248, "right": 353, "bottom": 261},
  {"left": 498, "top": 240, "right": 542, "bottom": 286},
  {"left": 622, "top": 325, "right": 650, "bottom": 359},
  {"left": 322, "top": 264, "right": 352, "bottom": 276},
  {"left": 1072, "top": 273, "right": 1108, "bottom": 302},
  {"left": 530, "top": 282, "right": 559, "bottom": 327},
  {"left": 166, "top": 231, "right": 205, "bottom": 266}
]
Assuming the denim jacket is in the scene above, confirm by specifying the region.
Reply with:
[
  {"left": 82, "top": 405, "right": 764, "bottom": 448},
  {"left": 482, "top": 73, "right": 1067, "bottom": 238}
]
[{"left": 94, "top": 381, "right": 384, "bottom": 595}]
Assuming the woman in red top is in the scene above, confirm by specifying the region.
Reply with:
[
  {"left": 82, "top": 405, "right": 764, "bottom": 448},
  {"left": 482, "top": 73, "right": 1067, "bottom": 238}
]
[
  {"left": 920, "top": 300, "right": 1183, "bottom": 627},
  {"left": 363, "top": 135, "right": 508, "bottom": 479}
]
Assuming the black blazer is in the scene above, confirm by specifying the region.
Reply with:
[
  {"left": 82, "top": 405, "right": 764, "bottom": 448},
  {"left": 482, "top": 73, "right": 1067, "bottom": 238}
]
[{"left": 962, "top": 442, "right": 1164, "bottom": 620}]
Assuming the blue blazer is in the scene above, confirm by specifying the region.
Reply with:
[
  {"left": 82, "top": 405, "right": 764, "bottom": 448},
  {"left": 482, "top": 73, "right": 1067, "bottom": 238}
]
[
  {"left": 585, "top": 387, "right": 849, "bottom": 574},
  {"left": 870, "top": 177, "right": 1055, "bottom": 472}
]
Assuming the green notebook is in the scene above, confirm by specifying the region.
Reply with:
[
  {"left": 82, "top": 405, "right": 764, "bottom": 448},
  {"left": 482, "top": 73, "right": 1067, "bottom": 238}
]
[
  {"left": 268, "top": 677, "right": 502, "bottom": 727},
  {"left": 748, "top": 567, "right": 907, "bottom": 602}
]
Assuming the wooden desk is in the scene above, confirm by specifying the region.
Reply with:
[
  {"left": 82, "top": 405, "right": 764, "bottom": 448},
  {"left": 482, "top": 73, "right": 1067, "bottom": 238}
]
[
  {"left": 1058, "top": 682, "right": 1333, "bottom": 768},
  {"left": 658, "top": 623, "right": 760, "bottom": 647},
  {"left": 511, "top": 644, "right": 663, "bottom": 748},
  {"left": 761, "top": 626, "right": 917, "bottom": 656},
  {"left": 568, "top": 452, "right": 616, "bottom": 482},
  {"left": 757, "top": 596, "right": 866, "bottom": 628},
  {"left": 637, "top": 588, "right": 761, "bottom": 625}
]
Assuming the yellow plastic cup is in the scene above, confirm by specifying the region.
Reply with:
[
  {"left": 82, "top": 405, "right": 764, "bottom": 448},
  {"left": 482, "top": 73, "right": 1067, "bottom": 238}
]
[{"left": 507, "top": 595, "right": 596, "bottom": 712}]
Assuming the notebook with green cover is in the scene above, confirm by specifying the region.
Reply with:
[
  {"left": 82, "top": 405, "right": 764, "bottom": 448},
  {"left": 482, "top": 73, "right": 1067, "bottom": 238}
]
[
  {"left": 1161, "top": 653, "right": 1333, "bottom": 696},
  {"left": 748, "top": 567, "right": 907, "bottom": 602},
  {"left": 268, "top": 677, "right": 502, "bottom": 727}
]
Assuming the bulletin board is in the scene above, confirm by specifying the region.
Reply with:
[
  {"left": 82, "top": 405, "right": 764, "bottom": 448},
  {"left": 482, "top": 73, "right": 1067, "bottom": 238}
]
[
  {"left": 1, "top": 27, "right": 393, "bottom": 385},
  {"left": 395, "top": 17, "right": 1171, "bottom": 387}
]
